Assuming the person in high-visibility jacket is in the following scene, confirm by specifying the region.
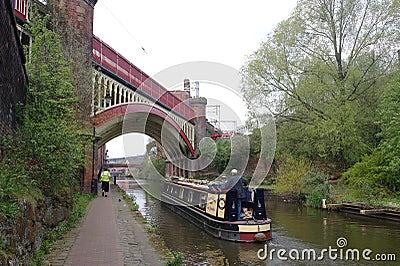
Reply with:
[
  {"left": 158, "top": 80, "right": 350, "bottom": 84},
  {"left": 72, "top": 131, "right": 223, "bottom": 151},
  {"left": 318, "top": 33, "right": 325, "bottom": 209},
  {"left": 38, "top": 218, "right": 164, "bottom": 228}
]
[{"left": 100, "top": 169, "right": 111, "bottom": 197}]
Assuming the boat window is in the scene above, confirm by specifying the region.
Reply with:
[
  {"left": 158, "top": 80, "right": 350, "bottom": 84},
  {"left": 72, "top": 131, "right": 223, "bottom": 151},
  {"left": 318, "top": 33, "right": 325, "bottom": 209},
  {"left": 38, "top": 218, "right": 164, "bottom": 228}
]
[
  {"left": 199, "top": 194, "right": 207, "bottom": 209},
  {"left": 179, "top": 188, "right": 184, "bottom": 199},
  {"left": 188, "top": 191, "right": 194, "bottom": 203}
]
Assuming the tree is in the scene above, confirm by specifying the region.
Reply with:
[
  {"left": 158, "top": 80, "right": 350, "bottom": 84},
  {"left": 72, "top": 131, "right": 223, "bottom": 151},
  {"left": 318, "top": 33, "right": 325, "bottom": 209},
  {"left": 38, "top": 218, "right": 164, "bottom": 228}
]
[
  {"left": 274, "top": 155, "right": 312, "bottom": 196},
  {"left": 212, "top": 140, "right": 231, "bottom": 173},
  {"left": 376, "top": 70, "right": 400, "bottom": 191},
  {"left": 242, "top": 0, "right": 400, "bottom": 168},
  {"left": 343, "top": 71, "right": 400, "bottom": 199}
]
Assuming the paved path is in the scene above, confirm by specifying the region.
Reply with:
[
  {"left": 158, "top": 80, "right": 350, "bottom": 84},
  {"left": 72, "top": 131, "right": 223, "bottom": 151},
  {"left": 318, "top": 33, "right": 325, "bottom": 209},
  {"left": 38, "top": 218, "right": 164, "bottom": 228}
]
[{"left": 46, "top": 184, "right": 165, "bottom": 266}]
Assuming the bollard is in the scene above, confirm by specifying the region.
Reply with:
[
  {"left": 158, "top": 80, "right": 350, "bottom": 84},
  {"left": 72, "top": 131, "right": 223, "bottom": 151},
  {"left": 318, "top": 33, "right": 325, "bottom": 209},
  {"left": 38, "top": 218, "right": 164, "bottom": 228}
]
[
  {"left": 91, "top": 178, "right": 98, "bottom": 195},
  {"left": 322, "top": 198, "right": 327, "bottom": 209}
]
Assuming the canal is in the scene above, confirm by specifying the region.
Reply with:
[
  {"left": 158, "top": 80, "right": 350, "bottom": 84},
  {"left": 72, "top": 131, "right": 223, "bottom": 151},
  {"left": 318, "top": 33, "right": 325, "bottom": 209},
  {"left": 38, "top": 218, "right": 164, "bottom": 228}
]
[{"left": 122, "top": 182, "right": 399, "bottom": 265}]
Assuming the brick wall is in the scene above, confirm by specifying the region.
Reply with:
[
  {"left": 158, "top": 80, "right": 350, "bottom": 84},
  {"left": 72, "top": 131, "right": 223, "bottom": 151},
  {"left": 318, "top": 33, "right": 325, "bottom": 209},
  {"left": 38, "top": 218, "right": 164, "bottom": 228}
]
[
  {"left": 49, "top": 0, "right": 98, "bottom": 192},
  {"left": 53, "top": 0, "right": 97, "bottom": 54},
  {"left": 189, "top": 97, "right": 208, "bottom": 150},
  {"left": 0, "top": 0, "right": 27, "bottom": 157},
  {"left": 50, "top": 0, "right": 97, "bottom": 119}
]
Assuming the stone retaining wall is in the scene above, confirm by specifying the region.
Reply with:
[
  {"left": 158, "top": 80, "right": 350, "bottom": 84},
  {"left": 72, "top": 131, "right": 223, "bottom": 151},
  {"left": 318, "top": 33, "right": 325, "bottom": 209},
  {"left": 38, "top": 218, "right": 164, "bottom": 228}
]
[{"left": 0, "top": 196, "right": 72, "bottom": 265}]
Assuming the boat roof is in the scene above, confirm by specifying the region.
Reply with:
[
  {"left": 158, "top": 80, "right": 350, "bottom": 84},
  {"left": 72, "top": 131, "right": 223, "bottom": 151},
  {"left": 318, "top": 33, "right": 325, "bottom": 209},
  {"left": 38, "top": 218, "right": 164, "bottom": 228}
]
[{"left": 166, "top": 177, "right": 229, "bottom": 193}]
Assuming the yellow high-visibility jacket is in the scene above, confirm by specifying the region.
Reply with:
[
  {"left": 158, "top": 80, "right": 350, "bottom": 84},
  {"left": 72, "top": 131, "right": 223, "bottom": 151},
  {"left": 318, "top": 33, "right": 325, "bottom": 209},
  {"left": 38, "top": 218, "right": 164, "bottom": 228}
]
[{"left": 100, "top": 170, "right": 110, "bottom": 182}]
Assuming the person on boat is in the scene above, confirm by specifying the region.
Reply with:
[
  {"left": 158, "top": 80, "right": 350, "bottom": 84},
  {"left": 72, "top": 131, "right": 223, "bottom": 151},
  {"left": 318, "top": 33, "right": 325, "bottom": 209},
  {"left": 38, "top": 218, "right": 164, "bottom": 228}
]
[
  {"left": 209, "top": 175, "right": 228, "bottom": 191},
  {"left": 100, "top": 169, "right": 111, "bottom": 197},
  {"left": 227, "top": 169, "right": 249, "bottom": 220}
]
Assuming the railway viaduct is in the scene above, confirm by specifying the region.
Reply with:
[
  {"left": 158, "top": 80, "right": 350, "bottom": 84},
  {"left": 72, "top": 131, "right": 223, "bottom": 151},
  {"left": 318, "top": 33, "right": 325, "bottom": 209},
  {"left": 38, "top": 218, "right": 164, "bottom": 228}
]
[{"left": 3, "top": 0, "right": 210, "bottom": 192}]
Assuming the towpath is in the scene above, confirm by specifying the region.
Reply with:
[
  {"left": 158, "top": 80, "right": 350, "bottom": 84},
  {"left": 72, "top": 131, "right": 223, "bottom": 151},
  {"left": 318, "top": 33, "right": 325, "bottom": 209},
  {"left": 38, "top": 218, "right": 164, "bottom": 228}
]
[{"left": 45, "top": 184, "right": 165, "bottom": 266}]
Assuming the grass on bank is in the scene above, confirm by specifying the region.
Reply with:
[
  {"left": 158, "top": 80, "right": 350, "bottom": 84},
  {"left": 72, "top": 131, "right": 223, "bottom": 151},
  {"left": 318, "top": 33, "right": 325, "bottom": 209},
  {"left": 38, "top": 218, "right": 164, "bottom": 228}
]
[
  {"left": 262, "top": 154, "right": 400, "bottom": 209},
  {"left": 330, "top": 182, "right": 400, "bottom": 209},
  {"left": 262, "top": 174, "right": 400, "bottom": 210}
]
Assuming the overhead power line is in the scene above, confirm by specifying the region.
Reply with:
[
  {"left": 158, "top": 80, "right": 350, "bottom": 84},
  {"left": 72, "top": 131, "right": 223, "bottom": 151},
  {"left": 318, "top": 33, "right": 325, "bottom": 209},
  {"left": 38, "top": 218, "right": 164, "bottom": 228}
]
[{"left": 98, "top": 1, "right": 147, "bottom": 54}]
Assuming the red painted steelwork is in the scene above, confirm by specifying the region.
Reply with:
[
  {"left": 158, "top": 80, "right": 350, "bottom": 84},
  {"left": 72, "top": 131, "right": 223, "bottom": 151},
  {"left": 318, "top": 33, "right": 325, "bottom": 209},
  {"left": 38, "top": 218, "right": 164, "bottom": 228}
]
[
  {"left": 92, "top": 103, "right": 196, "bottom": 156},
  {"left": 92, "top": 36, "right": 195, "bottom": 121},
  {"left": 239, "top": 231, "right": 270, "bottom": 242},
  {"left": 210, "top": 132, "right": 232, "bottom": 140},
  {"left": 12, "top": 0, "right": 28, "bottom": 20}
]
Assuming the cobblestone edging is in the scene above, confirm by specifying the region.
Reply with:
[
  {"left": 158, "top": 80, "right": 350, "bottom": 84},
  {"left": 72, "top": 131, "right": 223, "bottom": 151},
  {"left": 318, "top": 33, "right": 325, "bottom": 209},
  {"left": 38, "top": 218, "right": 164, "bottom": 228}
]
[
  {"left": 45, "top": 219, "right": 83, "bottom": 265},
  {"left": 112, "top": 187, "right": 165, "bottom": 266}
]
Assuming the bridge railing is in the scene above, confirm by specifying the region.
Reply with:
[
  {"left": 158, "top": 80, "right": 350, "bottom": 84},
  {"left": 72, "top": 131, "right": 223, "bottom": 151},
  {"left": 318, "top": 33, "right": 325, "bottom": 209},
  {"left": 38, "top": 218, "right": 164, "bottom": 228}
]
[
  {"left": 12, "top": 0, "right": 28, "bottom": 20},
  {"left": 92, "top": 36, "right": 195, "bottom": 120}
]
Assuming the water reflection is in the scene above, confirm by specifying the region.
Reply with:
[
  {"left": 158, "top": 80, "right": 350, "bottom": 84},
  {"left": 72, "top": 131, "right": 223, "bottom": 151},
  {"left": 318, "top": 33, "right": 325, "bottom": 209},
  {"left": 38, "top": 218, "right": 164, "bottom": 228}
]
[
  {"left": 122, "top": 182, "right": 399, "bottom": 265},
  {"left": 268, "top": 198, "right": 400, "bottom": 264}
]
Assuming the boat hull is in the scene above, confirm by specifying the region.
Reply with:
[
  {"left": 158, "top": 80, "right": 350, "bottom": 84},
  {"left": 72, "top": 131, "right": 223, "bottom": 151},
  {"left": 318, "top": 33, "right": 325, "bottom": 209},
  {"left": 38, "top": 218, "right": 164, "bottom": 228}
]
[{"left": 161, "top": 192, "right": 271, "bottom": 243}]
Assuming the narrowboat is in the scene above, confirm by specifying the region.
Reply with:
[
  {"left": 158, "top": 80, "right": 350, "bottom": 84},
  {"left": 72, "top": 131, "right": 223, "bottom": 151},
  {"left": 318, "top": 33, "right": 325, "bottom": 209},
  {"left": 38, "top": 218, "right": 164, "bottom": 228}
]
[{"left": 161, "top": 177, "right": 271, "bottom": 242}]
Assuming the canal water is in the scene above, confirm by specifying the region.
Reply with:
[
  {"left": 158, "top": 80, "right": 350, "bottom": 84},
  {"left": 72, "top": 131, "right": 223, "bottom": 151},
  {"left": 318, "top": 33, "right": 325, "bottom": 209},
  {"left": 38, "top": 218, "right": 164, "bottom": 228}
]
[{"left": 121, "top": 182, "right": 399, "bottom": 265}]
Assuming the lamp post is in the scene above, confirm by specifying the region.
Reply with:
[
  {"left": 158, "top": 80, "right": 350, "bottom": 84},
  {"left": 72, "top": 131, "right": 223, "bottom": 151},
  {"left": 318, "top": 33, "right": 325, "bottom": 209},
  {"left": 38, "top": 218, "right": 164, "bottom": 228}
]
[{"left": 91, "top": 92, "right": 113, "bottom": 195}]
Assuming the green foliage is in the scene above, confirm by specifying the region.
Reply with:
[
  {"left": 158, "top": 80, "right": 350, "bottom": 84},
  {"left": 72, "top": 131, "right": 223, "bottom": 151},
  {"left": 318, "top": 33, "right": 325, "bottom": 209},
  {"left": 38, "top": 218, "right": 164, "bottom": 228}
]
[
  {"left": 344, "top": 71, "right": 400, "bottom": 200},
  {"left": 198, "top": 137, "right": 217, "bottom": 160},
  {"left": 274, "top": 155, "right": 311, "bottom": 196},
  {"left": 344, "top": 151, "right": 392, "bottom": 202},
  {"left": 211, "top": 140, "right": 231, "bottom": 173},
  {"left": 140, "top": 155, "right": 166, "bottom": 179},
  {"left": 249, "top": 128, "right": 261, "bottom": 156},
  {"left": 213, "top": 140, "right": 231, "bottom": 172},
  {"left": 166, "top": 251, "right": 184, "bottom": 266},
  {"left": 0, "top": 202, "right": 20, "bottom": 218},
  {"left": 151, "top": 157, "right": 166, "bottom": 177},
  {"left": 272, "top": 155, "right": 332, "bottom": 206},
  {"left": 146, "top": 224, "right": 159, "bottom": 234},
  {"left": 0, "top": 136, "right": 42, "bottom": 219},
  {"left": 210, "top": 136, "right": 251, "bottom": 174},
  {"left": 127, "top": 194, "right": 140, "bottom": 212},
  {"left": 0, "top": 15, "right": 88, "bottom": 260},
  {"left": 68, "top": 193, "right": 94, "bottom": 226},
  {"left": 18, "top": 14, "right": 85, "bottom": 195},
  {"left": 120, "top": 191, "right": 140, "bottom": 212},
  {"left": 378, "top": 71, "right": 400, "bottom": 191},
  {"left": 241, "top": 0, "right": 399, "bottom": 168},
  {"left": 0, "top": 165, "right": 29, "bottom": 218},
  {"left": 301, "top": 170, "right": 332, "bottom": 208}
]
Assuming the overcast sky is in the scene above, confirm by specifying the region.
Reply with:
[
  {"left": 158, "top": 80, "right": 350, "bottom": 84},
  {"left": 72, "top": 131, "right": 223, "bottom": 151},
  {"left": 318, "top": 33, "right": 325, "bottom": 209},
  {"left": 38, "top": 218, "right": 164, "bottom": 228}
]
[{"left": 93, "top": 0, "right": 298, "bottom": 158}]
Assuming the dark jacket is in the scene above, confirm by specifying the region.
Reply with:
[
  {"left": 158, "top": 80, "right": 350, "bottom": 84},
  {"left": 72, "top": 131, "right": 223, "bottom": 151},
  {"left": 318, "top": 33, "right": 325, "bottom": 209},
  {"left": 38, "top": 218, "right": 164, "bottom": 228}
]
[{"left": 227, "top": 176, "right": 248, "bottom": 199}]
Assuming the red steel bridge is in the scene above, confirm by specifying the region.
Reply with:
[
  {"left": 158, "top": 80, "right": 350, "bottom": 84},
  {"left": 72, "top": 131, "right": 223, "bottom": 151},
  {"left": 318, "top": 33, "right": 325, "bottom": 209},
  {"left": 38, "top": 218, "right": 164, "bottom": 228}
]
[
  {"left": 91, "top": 36, "right": 197, "bottom": 157},
  {"left": 12, "top": 0, "right": 206, "bottom": 190},
  {"left": 11, "top": 0, "right": 197, "bottom": 157}
]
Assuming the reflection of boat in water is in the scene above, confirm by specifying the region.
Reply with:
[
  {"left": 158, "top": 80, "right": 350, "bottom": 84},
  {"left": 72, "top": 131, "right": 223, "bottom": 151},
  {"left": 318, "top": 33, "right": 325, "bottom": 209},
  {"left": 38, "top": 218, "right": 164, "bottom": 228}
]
[{"left": 161, "top": 177, "right": 272, "bottom": 242}]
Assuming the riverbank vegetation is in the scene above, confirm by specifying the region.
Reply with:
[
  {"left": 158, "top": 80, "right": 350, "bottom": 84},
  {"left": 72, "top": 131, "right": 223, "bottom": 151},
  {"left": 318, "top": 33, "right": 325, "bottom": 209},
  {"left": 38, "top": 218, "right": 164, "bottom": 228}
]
[
  {"left": 0, "top": 11, "right": 86, "bottom": 210},
  {"left": 241, "top": 0, "right": 400, "bottom": 207},
  {"left": 0, "top": 8, "right": 91, "bottom": 262}
]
